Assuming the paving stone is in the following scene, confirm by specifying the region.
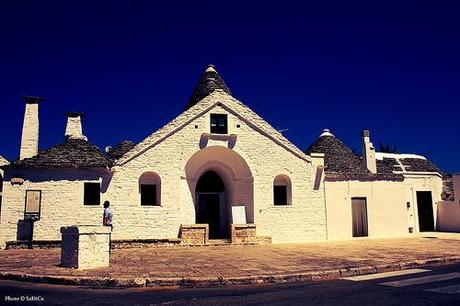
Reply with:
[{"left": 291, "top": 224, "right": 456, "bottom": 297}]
[{"left": 0, "top": 233, "right": 459, "bottom": 285}]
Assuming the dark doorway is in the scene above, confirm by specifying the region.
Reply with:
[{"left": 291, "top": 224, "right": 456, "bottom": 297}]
[
  {"left": 197, "top": 194, "right": 221, "bottom": 238},
  {"left": 196, "top": 171, "right": 227, "bottom": 239},
  {"left": 352, "top": 198, "right": 368, "bottom": 237},
  {"left": 416, "top": 191, "right": 434, "bottom": 232}
]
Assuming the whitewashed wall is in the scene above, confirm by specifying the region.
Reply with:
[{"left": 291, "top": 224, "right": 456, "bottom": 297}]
[
  {"left": 0, "top": 169, "right": 107, "bottom": 247},
  {"left": 403, "top": 174, "right": 443, "bottom": 232},
  {"left": 325, "top": 180, "right": 408, "bottom": 240},
  {"left": 107, "top": 99, "right": 326, "bottom": 243},
  {"left": 436, "top": 201, "right": 460, "bottom": 232}
]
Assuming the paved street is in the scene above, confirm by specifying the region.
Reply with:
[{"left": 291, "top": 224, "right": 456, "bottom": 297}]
[
  {"left": 1, "top": 233, "right": 459, "bottom": 283},
  {"left": 1, "top": 263, "right": 460, "bottom": 305}
]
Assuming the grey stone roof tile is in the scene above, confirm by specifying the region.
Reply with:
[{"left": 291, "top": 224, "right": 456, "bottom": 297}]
[{"left": 7, "top": 138, "right": 111, "bottom": 169}]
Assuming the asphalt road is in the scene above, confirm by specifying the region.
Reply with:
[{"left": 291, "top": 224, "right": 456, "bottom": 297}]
[{"left": 1, "top": 263, "right": 460, "bottom": 306}]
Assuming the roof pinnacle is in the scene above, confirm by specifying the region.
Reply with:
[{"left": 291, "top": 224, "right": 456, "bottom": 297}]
[
  {"left": 184, "top": 64, "right": 232, "bottom": 110},
  {"left": 205, "top": 64, "right": 216, "bottom": 73},
  {"left": 320, "top": 128, "right": 334, "bottom": 137}
]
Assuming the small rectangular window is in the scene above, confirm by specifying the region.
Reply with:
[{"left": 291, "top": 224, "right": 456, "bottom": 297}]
[
  {"left": 274, "top": 186, "right": 288, "bottom": 206},
  {"left": 141, "top": 184, "right": 157, "bottom": 206},
  {"left": 84, "top": 183, "right": 100, "bottom": 206},
  {"left": 210, "top": 114, "right": 228, "bottom": 134}
]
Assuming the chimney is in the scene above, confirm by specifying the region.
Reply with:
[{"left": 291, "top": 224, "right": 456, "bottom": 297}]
[
  {"left": 19, "top": 96, "right": 44, "bottom": 160},
  {"left": 65, "top": 112, "right": 87, "bottom": 141},
  {"left": 362, "top": 129, "right": 377, "bottom": 173}
]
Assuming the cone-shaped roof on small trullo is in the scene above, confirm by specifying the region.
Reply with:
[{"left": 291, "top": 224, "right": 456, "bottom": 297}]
[{"left": 184, "top": 64, "right": 231, "bottom": 110}]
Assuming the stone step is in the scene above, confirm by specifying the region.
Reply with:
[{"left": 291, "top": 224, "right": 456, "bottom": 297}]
[{"left": 207, "top": 239, "right": 231, "bottom": 245}]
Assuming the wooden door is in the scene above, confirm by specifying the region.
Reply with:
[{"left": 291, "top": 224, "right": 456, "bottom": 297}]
[{"left": 352, "top": 198, "right": 368, "bottom": 237}]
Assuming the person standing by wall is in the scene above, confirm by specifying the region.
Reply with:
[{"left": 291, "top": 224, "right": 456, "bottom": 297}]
[
  {"left": 103, "top": 201, "right": 113, "bottom": 228},
  {"left": 103, "top": 201, "right": 113, "bottom": 252}
]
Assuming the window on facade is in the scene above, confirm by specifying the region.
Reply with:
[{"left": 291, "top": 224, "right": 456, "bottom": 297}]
[
  {"left": 141, "top": 184, "right": 157, "bottom": 206},
  {"left": 210, "top": 114, "right": 228, "bottom": 134},
  {"left": 273, "top": 175, "right": 292, "bottom": 205},
  {"left": 84, "top": 182, "right": 100, "bottom": 205},
  {"left": 139, "top": 172, "right": 161, "bottom": 206}
]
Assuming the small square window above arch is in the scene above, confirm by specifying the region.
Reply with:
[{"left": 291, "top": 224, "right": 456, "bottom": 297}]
[{"left": 210, "top": 114, "right": 228, "bottom": 134}]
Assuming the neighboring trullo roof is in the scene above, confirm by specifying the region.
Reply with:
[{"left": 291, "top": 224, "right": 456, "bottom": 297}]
[
  {"left": 6, "top": 138, "right": 111, "bottom": 169},
  {"left": 305, "top": 129, "right": 404, "bottom": 181},
  {"left": 184, "top": 65, "right": 231, "bottom": 110},
  {"left": 375, "top": 152, "right": 442, "bottom": 174},
  {"left": 107, "top": 140, "right": 136, "bottom": 161}
]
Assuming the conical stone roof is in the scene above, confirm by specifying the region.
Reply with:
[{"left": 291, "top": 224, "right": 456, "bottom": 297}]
[
  {"left": 7, "top": 138, "right": 111, "bottom": 169},
  {"left": 184, "top": 65, "right": 231, "bottom": 110},
  {"left": 305, "top": 129, "right": 404, "bottom": 181}
]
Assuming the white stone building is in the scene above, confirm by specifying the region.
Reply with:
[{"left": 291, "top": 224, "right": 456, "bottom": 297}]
[{"left": 0, "top": 66, "right": 444, "bottom": 248}]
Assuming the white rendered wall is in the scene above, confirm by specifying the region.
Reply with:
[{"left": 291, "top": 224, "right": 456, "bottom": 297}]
[
  {"left": 106, "top": 102, "right": 326, "bottom": 243},
  {"left": 325, "top": 180, "right": 408, "bottom": 240},
  {"left": 436, "top": 201, "right": 460, "bottom": 232},
  {"left": 0, "top": 169, "right": 107, "bottom": 248},
  {"left": 454, "top": 174, "right": 460, "bottom": 203},
  {"left": 403, "top": 174, "right": 443, "bottom": 232}
]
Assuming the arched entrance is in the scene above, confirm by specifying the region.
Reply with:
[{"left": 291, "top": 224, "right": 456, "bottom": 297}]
[
  {"left": 185, "top": 146, "right": 254, "bottom": 240},
  {"left": 196, "top": 170, "right": 226, "bottom": 238}
]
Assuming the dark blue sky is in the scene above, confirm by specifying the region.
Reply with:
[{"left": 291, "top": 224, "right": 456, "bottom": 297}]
[{"left": 1, "top": 1, "right": 459, "bottom": 173}]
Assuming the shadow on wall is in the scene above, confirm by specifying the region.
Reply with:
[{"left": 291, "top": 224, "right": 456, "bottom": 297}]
[{"left": 4, "top": 169, "right": 113, "bottom": 193}]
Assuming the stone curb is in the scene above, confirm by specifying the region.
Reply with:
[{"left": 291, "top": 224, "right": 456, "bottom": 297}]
[{"left": 1, "top": 256, "right": 459, "bottom": 288}]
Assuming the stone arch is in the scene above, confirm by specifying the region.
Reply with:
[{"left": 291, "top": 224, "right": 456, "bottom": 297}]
[{"left": 185, "top": 146, "right": 254, "bottom": 233}]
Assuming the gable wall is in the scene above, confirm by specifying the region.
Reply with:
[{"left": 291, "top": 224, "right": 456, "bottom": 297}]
[{"left": 106, "top": 104, "right": 327, "bottom": 243}]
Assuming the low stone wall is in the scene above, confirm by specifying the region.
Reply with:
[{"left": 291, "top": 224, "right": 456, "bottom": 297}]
[
  {"left": 231, "top": 224, "right": 257, "bottom": 244},
  {"left": 5, "top": 238, "right": 182, "bottom": 250},
  {"left": 180, "top": 224, "right": 209, "bottom": 245},
  {"left": 112, "top": 238, "right": 181, "bottom": 249},
  {"left": 60, "top": 225, "right": 111, "bottom": 270}
]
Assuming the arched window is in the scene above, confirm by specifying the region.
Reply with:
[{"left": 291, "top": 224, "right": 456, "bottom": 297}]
[
  {"left": 273, "top": 174, "right": 292, "bottom": 206},
  {"left": 139, "top": 172, "right": 161, "bottom": 206}
]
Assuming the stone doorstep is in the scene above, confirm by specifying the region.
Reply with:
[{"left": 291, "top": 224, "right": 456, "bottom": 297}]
[{"left": 1, "top": 255, "right": 459, "bottom": 288}]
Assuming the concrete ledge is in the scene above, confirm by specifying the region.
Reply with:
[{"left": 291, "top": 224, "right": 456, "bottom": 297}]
[{"left": 1, "top": 255, "right": 459, "bottom": 288}]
